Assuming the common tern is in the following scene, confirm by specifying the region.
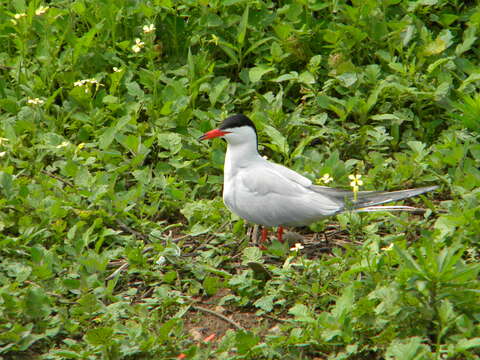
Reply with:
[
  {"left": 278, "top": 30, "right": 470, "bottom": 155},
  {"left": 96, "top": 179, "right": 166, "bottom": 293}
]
[{"left": 200, "top": 114, "right": 437, "bottom": 243}]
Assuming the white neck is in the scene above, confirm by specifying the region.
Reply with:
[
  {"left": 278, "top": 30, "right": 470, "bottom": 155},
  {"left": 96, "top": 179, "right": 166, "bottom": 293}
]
[
  {"left": 225, "top": 141, "right": 261, "bottom": 168},
  {"left": 223, "top": 126, "right": 262, "bottom": 177}
]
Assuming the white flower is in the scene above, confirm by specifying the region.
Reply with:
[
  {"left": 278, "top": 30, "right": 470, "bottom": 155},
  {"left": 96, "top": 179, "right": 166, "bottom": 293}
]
[
  {"left": 35, "top": 6, "right": 49, "bottom": 16},
  {"left": 320, "top": 173, "right": 333, "bottom": 184},
  {"left": 112, "top": 67, "right": 121, "bottom": 72},
  {"left": 74, "top": 78, "right": 101, "bottom": 92},
  {"left": 0, "top": 151, "right": 6, "bottom": 157},
  {"left": 27, "top": 98, "right": 44, "bottom": 106},
  {"left": 290, "top": 243, "right": 304, "bottom": 252},
  {"left": 156, "top": 256, "right": 166, "bottom": 266},
  {"left": 132, "top": 38, "right": 145, "bottom": 53},
  {"left": 14, "top": 13, "right": 27, "bottom": 20},
  {"left": 143, "top": 24, "right": 156, "bottom": 34},
  {"left": 74, "top": 78, "right": 100, "bottom": 86},
  {"left": 381, "top": 243, "right": 394, "bottom": 252},
  {"left": 56, "top": 141, "right": 69, "bottom": 148}
]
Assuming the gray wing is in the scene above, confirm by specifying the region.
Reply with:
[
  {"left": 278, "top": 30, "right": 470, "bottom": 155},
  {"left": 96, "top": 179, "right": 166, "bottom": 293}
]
[
  {"left": 236, "top": 165, "right": 341, "bottom": 226},
  {"left": 267, "top": 161, "right": 312, "bottom": 187}
]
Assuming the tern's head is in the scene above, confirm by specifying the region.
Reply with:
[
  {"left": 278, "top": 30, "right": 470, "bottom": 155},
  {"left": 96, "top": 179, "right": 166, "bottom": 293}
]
[{"left": 200, "top": 114, "right": 258, "bottom": 146}]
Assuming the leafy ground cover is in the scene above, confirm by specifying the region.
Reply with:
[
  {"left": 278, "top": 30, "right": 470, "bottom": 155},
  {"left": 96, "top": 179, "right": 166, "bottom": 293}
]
[{"left": 1, "top": 0, "right": 480, "bottom": 358}]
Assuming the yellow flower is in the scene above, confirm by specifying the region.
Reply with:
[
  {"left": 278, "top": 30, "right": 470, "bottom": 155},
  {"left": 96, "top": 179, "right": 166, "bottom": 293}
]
[
  {"left": 112, "top": 67, "right": 121, "bottom": 72},
  {"left": 35, "top": 6, "right": 49, "bottom": 16},
  {"left": 349, "top": 174, "right": 363, "bottom": 201},
  {"left": 348, "top": 174, "right": 363, "bottom": 187},
  {"left": 142, "top": 24, "right": 156, "bottom": 34},
  {"left": 210, "top": 34, "right": 219, "bottom": 45},
  {"left": 14, "top": 13, "right": 27, "bottom": 20}
]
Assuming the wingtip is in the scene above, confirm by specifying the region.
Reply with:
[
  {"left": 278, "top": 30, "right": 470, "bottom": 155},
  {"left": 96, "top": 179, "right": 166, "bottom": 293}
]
[{"left": 419, "top": 185, "right": 439, "bottom": 194}]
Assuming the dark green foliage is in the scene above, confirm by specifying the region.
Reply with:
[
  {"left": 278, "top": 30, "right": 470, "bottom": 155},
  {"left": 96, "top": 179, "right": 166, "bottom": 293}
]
[{"left": 1, "top": 0, "right": 480, "bottom": 358}]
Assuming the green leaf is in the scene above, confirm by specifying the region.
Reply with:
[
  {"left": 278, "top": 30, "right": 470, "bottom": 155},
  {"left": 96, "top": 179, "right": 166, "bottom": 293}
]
[
  {"left": 438, "top": 299, "right": 455, "bottom": 325},
  {"left": 99, "top": 127, "right": 117, "bottom": 149},
  {"left": 235, "top": 330, "right": 259, "bottom": 355},
  {"left": 271, "top": 41, "right": 283, "bottom": 61},
  {"left": 242, "top": 247, "right": 263, "bottom": 264},
  {"left": 423, "top": 30, "right": 453, "bottom": 56},
  {"left": 73, "top": 23, "right": 103, "bottom": 64},
  {"left": 0, "top": 171, "right": 13, "bottom": 197},
  {"left": 85, "top": 327, "right": 114, "bottom": 346},
  {"left": 245, "top": 37, "right": 275, "bottom": 57},
  {"left": 331, "top": 285, "right": 354, "bottom": 319},
  {"left": 394, "top": 245, "right": 424, "bottom": 275},
  {"left": 263, "top": 124, "right": 289, "bottom": 154},
  {"left": 50, "top": 350, "right": 83, "bottom": 359},
  {"left": 458, "top": 73, "right": 480, "bottom": 92},
  {"left": 203, "top": 276, "right": 221, "bottom": 296},
  {"left": 219, "top": 41, "right": 239, "bottom": 64},
  {"left": 249, "top": 65, "right": 275, "bottom": 83},
  {"left": 289, "top": 304, "right": 315, "bottom": 323},
  {"left": 455, "top": 337, "right": 480, "bottom": 352},
  {"left": 157, "top": 133, "right": 182, "bottom": 154},
  {"left": 158, "top": 319, "right": 179, "bottom": 342},
  {"left": 209, "top": 77, "right": 230, "bottom": 105},
  {"left": 187, "top": 223, "right": 211, "bottom": 236},
  {"left": 74, "top": 167, "right": 92, "bottom": 188},
  {"left": 371, "top": 113, "right": 401, "bottom": 122},
  {"left": 299, "top": 71, "right": 315, "bottom": 84},
  {"left": 126, "top": 81, "right": 145, "bottom": 99},
  {"left": 25, "top": 287, "right": 51, "bottom": 319},
  {"left": 385, "top": 336, "right": 429, "bottom": 360},
  {"left": 117, "top": 134, "right": 140, "bottom": 153},
  {"left": 163, "top": 270, "right": 177, "bottom": 283},
  {"left": 427, "top": 56, "right": 455, "bottom": 74},
  {"left": 337, "top": 72, "right": 358, "bottom": 87},
  {"left": 237, "top": 6, "right": 249, "bottom": 46},
  {"left": 456, "top": 26, "right": 477, "bottom": 56},
  {"left": 254, "top": 295, "right": 275, "bottom": 312},
  {"left": 272, "top": 71, "right": 298, "bottom": 82}
]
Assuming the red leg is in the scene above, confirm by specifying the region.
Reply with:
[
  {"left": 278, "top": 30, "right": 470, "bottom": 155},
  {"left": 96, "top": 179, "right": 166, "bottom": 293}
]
[
  {"left": 261, "top": 228, "right": 268, "bottom": 243},
  {"left": 277, "top": 226, "right": 284, "bottom": 243}
]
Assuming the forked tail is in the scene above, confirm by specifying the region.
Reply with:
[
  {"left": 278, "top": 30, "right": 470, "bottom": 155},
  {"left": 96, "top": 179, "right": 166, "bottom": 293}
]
[{"left": 311, "top": 185, "right": 438, "bottom": 212}]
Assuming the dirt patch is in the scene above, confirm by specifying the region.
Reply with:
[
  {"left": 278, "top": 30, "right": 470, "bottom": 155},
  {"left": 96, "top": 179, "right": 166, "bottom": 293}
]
[{"left": 184, "top": 288, "right": 277, "bottom": 342}]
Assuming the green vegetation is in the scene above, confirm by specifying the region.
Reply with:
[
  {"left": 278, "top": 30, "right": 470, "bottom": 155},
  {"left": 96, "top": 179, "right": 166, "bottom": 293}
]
[{"left": 1, "top": 0, "right": 480, "bottom": 358}]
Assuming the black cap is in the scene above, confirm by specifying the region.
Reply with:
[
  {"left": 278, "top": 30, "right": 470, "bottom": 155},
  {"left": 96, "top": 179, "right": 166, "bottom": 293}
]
[{"left": 219, "top": 114, "right": 257, "bottom": 133}]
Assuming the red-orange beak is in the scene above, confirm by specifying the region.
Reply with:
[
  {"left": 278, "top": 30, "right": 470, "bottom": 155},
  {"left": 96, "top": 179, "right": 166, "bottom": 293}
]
[{"left": 199, "top": 128, "right": 231, "bottom": 140}]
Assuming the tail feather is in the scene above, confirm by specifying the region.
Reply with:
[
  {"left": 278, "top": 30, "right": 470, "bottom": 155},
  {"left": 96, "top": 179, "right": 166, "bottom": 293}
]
[
  {"left": 357, "top": 205, "right": 426, "bottom": 213},
  {"left": 352, "top": 185, "right": 438, "bottom": 209},
  {"left": 310, "top": 185, "right": 438, "bottom": 211}
]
